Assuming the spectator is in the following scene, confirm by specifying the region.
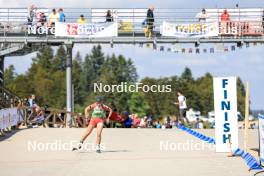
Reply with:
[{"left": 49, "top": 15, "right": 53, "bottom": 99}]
[
  {"left": 147, "top": 115, "right": 153, "bottom": 127},
  {"left": 77, "top": 14, "right": 87, "bottom": 24},
  {"left": 156, "top": 121, "right": 162, "bottom": 129},
  {"left": 58, "top": 8, "right": 66, "bottom": 22},
  {"left": 198, "top": 120, "right": 204, "bottom": 129},
  {"left": 113, "top": 10, "right": 119, "bottom": 22},
  {"left": 262, "top": 10, "right": 264, "bottom": 32},
  {"left": 48, "top": 8, "right": 59, "bottom": 27},
  {"left": 106, "top": 10, "right": 113, "bottom": 22},
  {"left": 28, "top": 94, "right": 36, "bottom": 108},
  {"left": 36, "top": 12, "right": 47, "bottom": 27},
  {"left": 175, "top": 91, "right": 189, "bottom": 125},
  {"left": 123, "top": 113, "right": 133, "bottom": 128},
  {"left": 165, "top": 116, "right": 171, "bottom": 128},
  {"left": 139, "top": 117, "right": 146, "bottom": 128},
  {"left": 109, "top": 109, "right": 125, "bottom": 123},
  {"left": 195, "top": 118, "right": 200, "bottom": 128},
  {"left": 196, "top": 8, "right": 209, "bottom": 22},
  {"left": 221, "top": 9, "right": 230, "bottom": 21},
  {"left": 28, "top": 94, "right": 44, "bottom": 122},
  {"left": 131, "top": 114, "right": 140, "bottom": 127},
  {"left": 27, "top": 5, "right": 36, "bottom": 25},
  {"left": 145, "top": 6, "right": 155, "bottom": 38}
]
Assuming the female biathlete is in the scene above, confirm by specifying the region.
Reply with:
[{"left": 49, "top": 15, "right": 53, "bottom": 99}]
[{"left": 73, "top": 96, "right": 112, "bottom": 153}]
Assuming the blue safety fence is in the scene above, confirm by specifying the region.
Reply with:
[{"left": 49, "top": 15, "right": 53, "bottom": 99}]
[
  {"left": 177, "top": 124, "right": 215, "bottom": 144},
  {"left": 233, "top": 148, "right": 262, "bottom": 170},
  {"left": 177, "top": 124, "right": 262, "bottom": 171}
]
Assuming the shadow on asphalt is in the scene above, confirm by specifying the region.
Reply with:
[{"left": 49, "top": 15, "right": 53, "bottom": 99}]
[{"left": 0, "top": 128, "right": 30, "bottom": 142}]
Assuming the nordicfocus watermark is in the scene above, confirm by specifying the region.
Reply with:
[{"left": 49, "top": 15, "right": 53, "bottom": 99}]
[
  {"left": 160, "top": 140, "right": 215, "bottom": 152},
  {"left": 27, "top": 140, "right": 106, "bottom": 152},
  {"left": 93, "top": 82, "right": 172, "bottom": 93}
]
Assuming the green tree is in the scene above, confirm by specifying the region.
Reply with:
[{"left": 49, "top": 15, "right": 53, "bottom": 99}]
[
  {"left": 181, "top": 67, "right": 193, "bottom": 82},
  {"left": 80, "top": 45, "right": 105, "bottom": 94},
  {"left": 4, "top": 65, "right": 16, "bottom": 89},
  {"left": 194, "top": 73, "right": 214, "bottom": 115},
  {"left": 52, "top": 45, "right": 66, "bottom": 71},
  {"left": 237, "top": 77, "right": 246, "bottom": 117},
  {"left": 97, "top": 54, "right": 138, "bottom": 112},
  {"left": 128, "top": 92, "right": 150, "bottom": 117},
  {"left": 73, "top": 52, "right": 84, "bottom": 106}
]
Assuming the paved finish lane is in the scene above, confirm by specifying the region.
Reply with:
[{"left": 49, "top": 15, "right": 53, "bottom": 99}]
[{"left": 0, "top": 128, "right": 259, "bottom": 176}]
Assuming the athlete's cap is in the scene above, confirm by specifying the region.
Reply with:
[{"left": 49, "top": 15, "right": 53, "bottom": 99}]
[{"left": 95, "top": 96, "right": 104, "bottom": 102}]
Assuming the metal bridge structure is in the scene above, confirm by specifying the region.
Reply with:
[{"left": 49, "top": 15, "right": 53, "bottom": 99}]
[{"left": 0, "top": 7, "right": 264, "bottom": 126}]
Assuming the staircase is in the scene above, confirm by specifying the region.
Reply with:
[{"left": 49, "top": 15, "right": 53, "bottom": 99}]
[{"left": 0, "top": 85, "right": 21, "bottom": 109}]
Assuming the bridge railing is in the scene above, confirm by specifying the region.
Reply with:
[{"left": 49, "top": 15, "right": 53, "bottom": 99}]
[
  {"left": 21, "top": 106, "right": 86, "bottom": 128},
  {"left": 0, "top": 8, "right": 263, "bottom": 37}
]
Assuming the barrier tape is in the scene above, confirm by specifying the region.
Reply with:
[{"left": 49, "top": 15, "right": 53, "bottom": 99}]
[{"left": 177, "top": 124, "right": 262, "bottom": 171}]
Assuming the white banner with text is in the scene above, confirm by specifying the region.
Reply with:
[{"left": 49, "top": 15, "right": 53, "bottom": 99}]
[
  {"left": 161, "top": 21, "right": 219, "bottom": 38},
  {"left": 55, "top": 22, "right": 118, "bottom": 38},
  {"left": 213, "top": 77, "right": 238, "bottom": 153}
]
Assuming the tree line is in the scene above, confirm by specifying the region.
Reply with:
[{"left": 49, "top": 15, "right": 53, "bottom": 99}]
[{"left": 4, "top": 45, "right": 246, "bottom": 118}]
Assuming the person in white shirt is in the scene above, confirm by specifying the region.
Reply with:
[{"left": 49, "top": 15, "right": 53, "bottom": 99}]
[
  {"left": 175, "top": 91, "right": 189, "bottom": 125},
  {"left": 196, "top": 8, "right": 209, "bottom": 22}
]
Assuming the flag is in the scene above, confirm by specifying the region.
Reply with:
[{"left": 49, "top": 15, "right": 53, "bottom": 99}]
[
  {"left": 145, "top": 43, "right": 153, "bottom": 48},
  {"left": 153, "top": 43, "right": 157, "bottom": 50},
  {"left": 215, "top": 43, "right": 224, "bottom": 52},
  {"left": 246, "top": 42, "right": 250, "bottom": 48},
  {"left": 171, "top": 43, "right": 181, "bottom": 52}
]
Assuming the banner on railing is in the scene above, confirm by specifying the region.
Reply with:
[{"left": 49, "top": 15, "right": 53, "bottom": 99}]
[
  {"left": 213, "top": 77, "right": 238, "bottom": 153},
  {"left": 0, "top": 108, "right": 23, "bottom": 130},
  {"left": 55, "top": 22, "right": 118, "bottom": 38},
  {"left": 161, "top": 21, "right": 219, "bottom": 38},
  {"left": 258, "top": 114, "right": 264, "bottom": 163},
  {"left": 219, "top": 22, "right": 263, "bottom": 35}
]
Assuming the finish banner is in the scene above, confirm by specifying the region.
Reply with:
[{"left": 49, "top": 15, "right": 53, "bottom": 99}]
[
  {"left": 258, "top": 114, "right": 264, "bottom": 163},
  {"left": 161, "top": 21, "right": 219, "bottom": 38},
  {"left": 213, "top": 77, "right": 238, "bottom": 153},
  {"left": 55, "top": 22, "right": 118, "bottom": 38},
  {"left": 0, "top": 108, "right": 23, "bottom": 130}
]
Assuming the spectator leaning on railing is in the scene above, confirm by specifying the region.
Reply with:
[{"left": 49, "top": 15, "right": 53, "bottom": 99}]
[
  {"left": 77, "top": 14, "right": 87, "bottom": 24},
  {"left": 106, "top": 10, "right": 113, "bottom": 22},
  {"left": 36, "top": 12, "right": 47, "bottom": 27},
  {"left": 58, "top": 8, "right": 66, "bottom": 22},
  {"left": 196, "top": 8, "right": 209, "bottom": 22},
  {"left": 262, "top": 10, "right": 264, "bottom": 31},
  {"left": 145, "top": 6, "right": 155, "bottom": 38},
  {"left": 27, "top": 5, "right": 37, "bottom": 25},
  {"left": 28, "top": 94, "right": 43, "bottom": 120},
  {"left": 48, "top": 9, "right": 60, "bottom": 27},
  {"left": 221, "top": 9, "right": 230, "bottom": 22}
]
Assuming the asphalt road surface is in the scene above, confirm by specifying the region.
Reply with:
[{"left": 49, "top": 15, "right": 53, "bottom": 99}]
[{"left": 0, "top": 128, "right": 260, "bottom": 176}]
